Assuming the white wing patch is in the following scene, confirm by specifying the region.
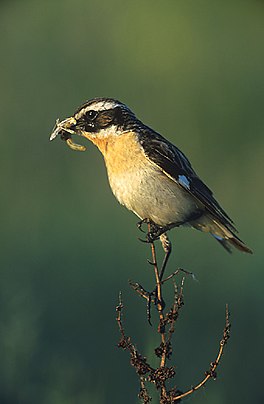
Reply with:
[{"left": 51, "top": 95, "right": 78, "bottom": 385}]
[{"left": 178, "top": 174, "right": 191, "bottom": 190}]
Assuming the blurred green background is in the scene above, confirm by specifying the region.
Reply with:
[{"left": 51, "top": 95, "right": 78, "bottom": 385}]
[{"left": 1, "top": 0, "right": 263, "bottom": 403}]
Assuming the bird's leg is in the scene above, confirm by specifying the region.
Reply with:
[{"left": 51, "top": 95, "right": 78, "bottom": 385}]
[
  {"left": 150, "top": 233, "right": 172, "bottom": 308},
  {"left": 146, "top": 221, "right": 183, "bottom": 243},
  {"left": 146, "top": 210, "right": 204, "bottom": 243},
  {"left": 136, "top": 222, "right": 172, "bottom": 321},
  {"left": 138, "top": 219, "right": 183, "bottom": 243},
  {"left": 159, "top": 233, "right": 172, "bottom": 282},
  {"left": 146, "top": 222, "right": 165, "bottom": 243},
  {"left": 137, "top": 219, "right": 162, "bottom": 243}
]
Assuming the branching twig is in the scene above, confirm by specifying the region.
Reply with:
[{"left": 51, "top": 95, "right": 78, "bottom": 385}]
[
  {"left": 116, "top": 234, "right": 231, "bottom": 403},
  {"left": 172, "top": 304, "right": 231, "bottom": 401}
]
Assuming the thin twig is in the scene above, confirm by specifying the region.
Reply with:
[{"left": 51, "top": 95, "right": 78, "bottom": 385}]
[
  {"left": 167, "top": 278, "right": 185, "bottom": 346},
  {"left": 172, "top": 304, "right": 231, "bottom": 401},
  {"left": 116, "top": 226, "right": 231, "bottom": 403},
  {"left": 162, "top": 268, "right": 194, "bottom": 284},
  {"left": 148, "top": 222, "right": 167, "bottom": 369}
]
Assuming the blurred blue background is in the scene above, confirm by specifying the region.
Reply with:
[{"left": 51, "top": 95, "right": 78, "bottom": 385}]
[{"left": 0, "top": 1, "right": 263, "bottom": 403}]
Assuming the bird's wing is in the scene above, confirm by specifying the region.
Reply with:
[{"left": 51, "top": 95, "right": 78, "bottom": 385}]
[{"left": 139, "top": 129, "right": 236, "bottom": 232}]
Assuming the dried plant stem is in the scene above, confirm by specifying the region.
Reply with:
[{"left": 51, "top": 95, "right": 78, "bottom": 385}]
[
  {"left": 173, "top": 304, "right": 230, "bottom": 401},
  {"left": 148, "top": 224, "right": 166, "bottom": 369},
  {"left": 116, "top": 230, "right": 231, "bottom": 403}
]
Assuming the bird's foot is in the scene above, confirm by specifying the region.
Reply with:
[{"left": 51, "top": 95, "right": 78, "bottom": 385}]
[
  {"left": 137, "top": 218, "right": 149, "bottom": 233},
  {"left": 146, "top": 224, "right": 167, "bottom": 243},
  {"left": 137, "top": 219, "right": 166, "bottom": 243},
  {"left": 137, "top": 219, "right": 162, "bottom": 242}
]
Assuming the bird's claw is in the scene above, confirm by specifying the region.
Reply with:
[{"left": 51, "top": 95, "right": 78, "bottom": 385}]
[
  {"left": 146, "top": 231, "right": 160, "bottom": 243},
  {"left": 147, "top": 259, "right": 156, "bottom": 266},
  {"left": 137, "top": 219, "right": 166, "bottom": 243},
  {"left": 138, "top": 229, "right": 164, "bottom": 244},
  {"left": 137, "top": 218, "right": 148, "bottom": 233},
  {"left": 138, "top": 233, "right": 159, "bottom": 244}
]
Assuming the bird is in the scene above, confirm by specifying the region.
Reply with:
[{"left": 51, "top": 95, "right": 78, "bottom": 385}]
[{"left": 50, "top": 97, "right": 252, "bottom": 255}]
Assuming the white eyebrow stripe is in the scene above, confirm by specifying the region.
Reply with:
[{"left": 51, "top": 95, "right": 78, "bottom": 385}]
[{"left": 74, "top": 101, "right": 123, "bottom": 119}]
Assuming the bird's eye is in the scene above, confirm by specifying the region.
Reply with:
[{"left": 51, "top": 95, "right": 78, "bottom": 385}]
[{"left": 86, "top": 110, "right": 97, "bottom": 120}]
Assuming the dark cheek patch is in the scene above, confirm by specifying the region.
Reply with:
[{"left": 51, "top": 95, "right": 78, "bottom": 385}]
[
  {"left": 96, "top": 111, "right": 115, "bottom": 128},
  {"left": 77, "top": 108, "right": 124, "bottom": 133}
]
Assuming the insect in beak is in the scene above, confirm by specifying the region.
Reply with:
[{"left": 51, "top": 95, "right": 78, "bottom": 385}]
[{"left": 49, "top": 117, "right": 87, "bottom": 152}]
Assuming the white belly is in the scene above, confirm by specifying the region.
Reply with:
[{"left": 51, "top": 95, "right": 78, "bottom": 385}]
[
  {"left": 107, "top": 163, "right": 197, "bottom": 226},
  {"left": 100, "top": 131, "right": 198, "bottom": 227}
]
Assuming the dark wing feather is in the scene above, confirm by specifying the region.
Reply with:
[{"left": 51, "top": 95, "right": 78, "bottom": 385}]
[{"left": 139, "top": 129, "right": 236, "bottom": 232}]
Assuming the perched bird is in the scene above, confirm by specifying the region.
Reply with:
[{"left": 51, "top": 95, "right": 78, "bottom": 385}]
[{"left": 50, "top": 97, "right": 252, "bottom": 254}]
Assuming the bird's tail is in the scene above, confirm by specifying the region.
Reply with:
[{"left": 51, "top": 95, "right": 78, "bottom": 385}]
[{"left": 191, "top": 214, "right": 252, "bottom": 254}]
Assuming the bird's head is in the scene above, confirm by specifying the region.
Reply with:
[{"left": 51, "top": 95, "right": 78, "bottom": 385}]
[{"left": 50, "top": 98, "right": 138, "bottom": 151}]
